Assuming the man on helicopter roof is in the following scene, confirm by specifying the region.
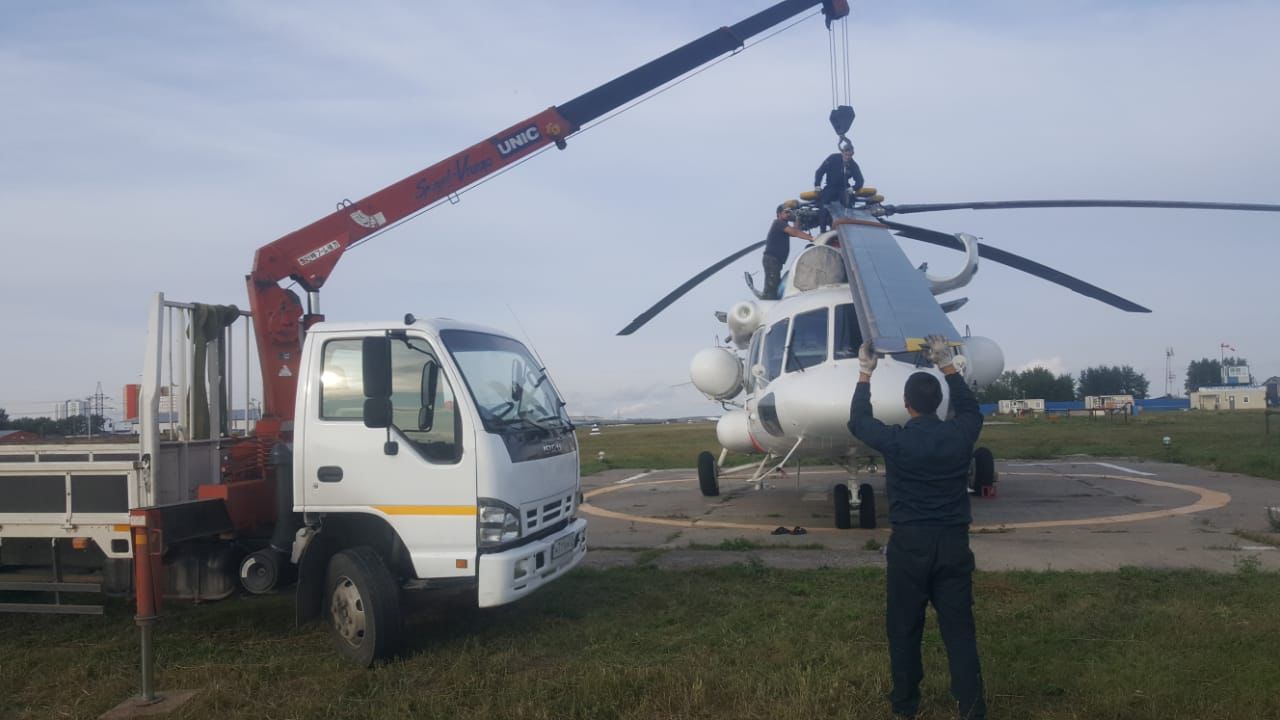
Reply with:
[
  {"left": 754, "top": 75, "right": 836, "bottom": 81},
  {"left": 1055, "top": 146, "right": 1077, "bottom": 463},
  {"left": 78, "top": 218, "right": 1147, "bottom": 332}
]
[
  {"left": 814, "top": 140, "right": 864, "bottom": 209},
  {"left": 761, "top": 203, "right": 814, "bottom": 300}
]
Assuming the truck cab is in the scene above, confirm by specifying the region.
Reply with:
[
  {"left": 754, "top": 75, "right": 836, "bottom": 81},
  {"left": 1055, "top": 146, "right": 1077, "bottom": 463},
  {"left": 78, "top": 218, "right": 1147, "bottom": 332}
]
[{"left": 290, "top": 317, "right": 586, "bottom": 663}]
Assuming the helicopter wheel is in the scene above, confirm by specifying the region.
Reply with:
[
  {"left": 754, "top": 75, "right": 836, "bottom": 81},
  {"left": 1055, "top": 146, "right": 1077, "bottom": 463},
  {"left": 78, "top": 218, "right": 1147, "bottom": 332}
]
[
  {"left": 833, "top": 483, "right": 852, "bottom": 529},
  {"left": 697, "top": 451, "right": 719, "bottom": 497},
  {"left": 972, "top": 447, "right": 995, "bottom": 498},
  {"left": 857, "top": 483, "right": 876, "bottom": 529}
]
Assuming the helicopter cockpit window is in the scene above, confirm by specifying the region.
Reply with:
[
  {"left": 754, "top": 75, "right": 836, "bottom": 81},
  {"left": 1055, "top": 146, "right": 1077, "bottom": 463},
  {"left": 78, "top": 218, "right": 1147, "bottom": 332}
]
[
  {"left": 833, "top": 303, "right": 863, "bottom": 360},
  {"left": 762, "top": 318, "right": 790, "bottom": 381},
  {"left": 788, "top": 308, "right": 828, "bottom": 372}
]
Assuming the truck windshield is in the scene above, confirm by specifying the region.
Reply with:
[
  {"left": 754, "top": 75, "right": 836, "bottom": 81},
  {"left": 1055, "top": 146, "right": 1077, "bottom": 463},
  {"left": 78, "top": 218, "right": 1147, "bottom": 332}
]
[{"left": 440, "top": 330, "right": 571, "bottom": 434}]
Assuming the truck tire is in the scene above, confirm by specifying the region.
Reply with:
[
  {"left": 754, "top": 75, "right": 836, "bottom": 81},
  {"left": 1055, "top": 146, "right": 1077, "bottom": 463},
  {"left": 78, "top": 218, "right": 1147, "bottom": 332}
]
[
  {"left": 325, "top": 546, "right": 402, "bottom": 666},
  {"left": 833, "top": 483, "right": 852, "bottom": 529},
  {"left": 973, "top": 447, "right": 995, "bottom": 496},
  {"left": 697, "top": 451, "right": 719, "bottom": 497}
]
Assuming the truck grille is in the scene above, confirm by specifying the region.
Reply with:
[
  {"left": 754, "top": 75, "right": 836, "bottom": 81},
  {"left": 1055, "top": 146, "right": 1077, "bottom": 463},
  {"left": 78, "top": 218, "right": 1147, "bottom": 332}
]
[{"left": 524, "top": 493, "right": 575, "bottom": 532}]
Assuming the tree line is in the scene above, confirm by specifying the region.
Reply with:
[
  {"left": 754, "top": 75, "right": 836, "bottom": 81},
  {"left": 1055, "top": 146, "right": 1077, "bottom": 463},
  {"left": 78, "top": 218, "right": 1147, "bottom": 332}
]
[
  {"left": 975, "top": 356, "right": 1253, "bottom": 404},
  {"left": 0, "top": 407, "right": 108, "bottom": 437}
]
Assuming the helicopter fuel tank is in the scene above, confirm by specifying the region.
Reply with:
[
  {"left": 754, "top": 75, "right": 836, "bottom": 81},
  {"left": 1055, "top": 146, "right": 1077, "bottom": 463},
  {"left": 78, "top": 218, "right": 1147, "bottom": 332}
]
[
  {"left": 690, "top": 347, "right": 744, "bottom": 400},
  {"left": 716, "top": 409, "right": 756, "bottom": 454},
  {"left": 958, "top": 335, "right": 1004, "bottom": 389}
]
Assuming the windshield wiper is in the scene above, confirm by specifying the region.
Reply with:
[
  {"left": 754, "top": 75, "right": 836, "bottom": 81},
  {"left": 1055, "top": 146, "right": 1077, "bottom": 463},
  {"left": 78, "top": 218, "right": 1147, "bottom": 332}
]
[{"left": 527, "top": 413, "right": 570, "bottom": 431}]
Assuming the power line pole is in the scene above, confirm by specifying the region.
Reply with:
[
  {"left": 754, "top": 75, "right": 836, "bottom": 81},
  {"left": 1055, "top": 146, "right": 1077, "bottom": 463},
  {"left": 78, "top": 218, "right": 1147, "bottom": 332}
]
[{"left": 85, "top": 382, "right": 109, "bottom": 438}]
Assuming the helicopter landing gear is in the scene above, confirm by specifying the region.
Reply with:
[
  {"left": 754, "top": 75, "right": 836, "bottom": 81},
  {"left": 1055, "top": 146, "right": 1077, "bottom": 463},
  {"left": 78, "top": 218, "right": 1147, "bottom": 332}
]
[
  {"left": 833, "top": 482, "right": 877, "bottom": 529},
  {"left": 971, "top": 446, "right": 996, "bottom": 498},
  {"left": 857, "top": 483, "right": 876, "bottom": 529},
  {"left": 697, "top": 451, "right": 719, "bottom": 497},
  {"left": 833, "top": 483, "right": 852, "bottom": 529}
]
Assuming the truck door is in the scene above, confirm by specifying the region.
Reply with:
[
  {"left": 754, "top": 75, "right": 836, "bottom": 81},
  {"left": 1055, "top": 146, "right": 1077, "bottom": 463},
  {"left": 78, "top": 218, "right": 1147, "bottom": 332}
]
[{"left": 300, "top": 334, "right": 477, "bottom": 579}]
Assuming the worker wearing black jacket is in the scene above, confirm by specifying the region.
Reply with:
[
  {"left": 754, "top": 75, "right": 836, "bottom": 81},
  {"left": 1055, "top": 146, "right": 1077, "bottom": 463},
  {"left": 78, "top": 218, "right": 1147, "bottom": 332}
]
[
  {"left": 847, "top": 336, "right": 986, "bottom": 720},
  {"left": 813, "top": 142, "right": 864, "bottom": 209}
]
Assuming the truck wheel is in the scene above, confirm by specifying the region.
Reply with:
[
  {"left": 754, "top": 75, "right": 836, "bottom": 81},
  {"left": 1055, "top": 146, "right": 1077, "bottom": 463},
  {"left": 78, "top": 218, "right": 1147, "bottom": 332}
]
[
  {"left": 240, "top": 549, "right": 282, "bottom": 595},
  {"left": 833, "top": 483, "right": 852, "bottom": 529},
  {"left": 325, "top": 546, "right": 402, "bottom": 666},
  {"left": 697, "top": 451, "right": 719, "bottom": 497},
  {"left": 973, "top": 447, "right": 995, "bottom": 497},
  {"left": 857, "top": 483, "right": 876, "bottom": 529}
]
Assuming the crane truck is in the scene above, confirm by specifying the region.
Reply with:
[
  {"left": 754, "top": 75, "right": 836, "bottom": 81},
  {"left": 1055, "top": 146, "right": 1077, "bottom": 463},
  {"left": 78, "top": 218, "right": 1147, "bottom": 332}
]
[{"left": 0, "top": 0, "right": 849, "bottom": 665}]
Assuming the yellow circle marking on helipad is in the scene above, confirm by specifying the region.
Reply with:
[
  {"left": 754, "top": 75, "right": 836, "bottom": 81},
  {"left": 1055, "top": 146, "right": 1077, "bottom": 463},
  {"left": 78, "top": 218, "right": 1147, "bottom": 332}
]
[{"left": 580, "top": 471, "right": 1231, "bottom": 534}]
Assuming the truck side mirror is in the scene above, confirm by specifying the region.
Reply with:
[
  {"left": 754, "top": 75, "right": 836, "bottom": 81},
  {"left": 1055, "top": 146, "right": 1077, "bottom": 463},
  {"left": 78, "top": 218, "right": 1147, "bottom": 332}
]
[
  {"left": 362, "top": 336, "right": 392, "bottom": 430},
  {"left": 418, "top": 360, "right": 439, "bottom": 431}
]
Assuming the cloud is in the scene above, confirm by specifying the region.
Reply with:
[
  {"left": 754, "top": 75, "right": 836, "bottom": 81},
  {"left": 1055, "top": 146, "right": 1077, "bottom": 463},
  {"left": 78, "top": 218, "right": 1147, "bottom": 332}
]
[
  {"left": 2, "top": 1, "right": 1278, "bottom": 420},
  {"left": 1013, "top": 357, "right": 1070, "bottom": 376}
]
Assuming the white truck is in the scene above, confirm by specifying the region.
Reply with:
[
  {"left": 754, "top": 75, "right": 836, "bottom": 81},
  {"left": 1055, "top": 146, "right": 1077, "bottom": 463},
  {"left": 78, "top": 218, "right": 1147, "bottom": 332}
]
[{"left": 1, "top": 294, "right": 587, "bottom": 665}]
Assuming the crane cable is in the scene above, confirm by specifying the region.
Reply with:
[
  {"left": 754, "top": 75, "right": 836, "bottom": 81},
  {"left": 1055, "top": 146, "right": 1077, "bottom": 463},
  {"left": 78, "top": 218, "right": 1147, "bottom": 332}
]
[
  {"left": 827, "top": 11, "right": 852, "bottom": 109},
  {"left": 824, "top": 10, "right": 855, "bottom": 146}
]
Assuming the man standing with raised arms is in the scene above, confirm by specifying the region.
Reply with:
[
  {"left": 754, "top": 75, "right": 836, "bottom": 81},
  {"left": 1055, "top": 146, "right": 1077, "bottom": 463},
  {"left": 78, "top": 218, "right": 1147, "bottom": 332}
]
[{"left": 848, "top": 336, "right": 987, "bottom": 720}]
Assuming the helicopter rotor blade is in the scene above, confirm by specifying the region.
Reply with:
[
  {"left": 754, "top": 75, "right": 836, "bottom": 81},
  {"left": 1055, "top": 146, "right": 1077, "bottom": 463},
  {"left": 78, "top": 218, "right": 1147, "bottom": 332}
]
[
  {"left": 617, "top": 241, "right": 765, "bottom": 336},
  {"left": 881, "top": 220, "right": 1152, "bottom": 313},
  {"left": 881, "top": 199, "right": 1280, "bottom": 216}
]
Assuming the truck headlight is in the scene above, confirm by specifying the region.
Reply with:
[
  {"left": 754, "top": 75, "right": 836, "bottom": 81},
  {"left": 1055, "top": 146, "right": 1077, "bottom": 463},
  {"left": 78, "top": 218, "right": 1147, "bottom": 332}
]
[{"left": 478, "top": 499, "right": 521, "bottom": 547}]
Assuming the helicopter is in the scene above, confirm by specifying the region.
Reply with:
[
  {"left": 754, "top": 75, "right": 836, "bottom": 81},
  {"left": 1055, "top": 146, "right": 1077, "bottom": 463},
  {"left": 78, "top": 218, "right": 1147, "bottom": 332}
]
[{"left": 617, "top": 175, "right": 1280, "bottom": 529}]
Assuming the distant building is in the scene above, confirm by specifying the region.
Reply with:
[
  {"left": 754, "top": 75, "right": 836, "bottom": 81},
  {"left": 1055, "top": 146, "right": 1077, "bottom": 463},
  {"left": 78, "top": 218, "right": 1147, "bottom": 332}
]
[
  {"left": 1084, "top": 395, "right": 1134, "bottom": 411},
  {"left": 997, "top": 399, "right": 1045, "bottom": 415},
  {"left": 1221, "top": 364, "right": 1252, "bottom": 386},
  {"left": 1189, "top": 386, "right": 1266, "bottom": 411}
]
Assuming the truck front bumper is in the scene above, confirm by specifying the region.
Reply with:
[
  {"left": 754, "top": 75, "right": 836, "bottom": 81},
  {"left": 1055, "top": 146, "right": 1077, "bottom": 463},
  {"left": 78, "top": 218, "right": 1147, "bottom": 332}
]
[{"left": 477, "top": 518, "right": 587, "bottom": 608}]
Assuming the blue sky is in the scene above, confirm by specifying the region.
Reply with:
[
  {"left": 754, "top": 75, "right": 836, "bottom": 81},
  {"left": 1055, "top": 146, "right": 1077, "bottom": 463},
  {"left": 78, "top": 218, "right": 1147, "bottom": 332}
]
[{"left": 2, "top": 1, "right": 1278, "bottom": 419}]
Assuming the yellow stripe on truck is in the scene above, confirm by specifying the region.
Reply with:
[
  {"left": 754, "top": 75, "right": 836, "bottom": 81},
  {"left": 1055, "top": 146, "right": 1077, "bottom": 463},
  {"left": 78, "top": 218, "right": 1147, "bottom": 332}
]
[{"left": 373, "top": 505, "right": 476, "bottom": 516}]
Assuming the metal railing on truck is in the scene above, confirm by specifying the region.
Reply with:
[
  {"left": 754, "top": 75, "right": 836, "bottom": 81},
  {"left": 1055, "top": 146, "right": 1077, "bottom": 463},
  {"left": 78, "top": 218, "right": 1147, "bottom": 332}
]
[{"left": 0, "top": 293, "right": 258, "bottom": 613}]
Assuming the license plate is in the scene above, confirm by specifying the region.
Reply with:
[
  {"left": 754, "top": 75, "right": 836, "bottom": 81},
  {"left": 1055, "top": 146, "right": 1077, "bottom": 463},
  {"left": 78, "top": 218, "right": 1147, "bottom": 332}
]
[{"left": 551, "top": 533, "right": 576, "bottom": 560}]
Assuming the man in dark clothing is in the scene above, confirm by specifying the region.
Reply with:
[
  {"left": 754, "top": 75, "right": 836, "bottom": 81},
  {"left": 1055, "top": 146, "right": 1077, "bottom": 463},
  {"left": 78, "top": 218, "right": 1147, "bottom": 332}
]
[
  {"left": 761, "top": 204, "right": 814, "bottom": 300},
  {"left": 847, "top": 335, "right": 986, "bottom": 720},
  {"left": 814, "top": 142, "right": 865, "bottom": 210}
]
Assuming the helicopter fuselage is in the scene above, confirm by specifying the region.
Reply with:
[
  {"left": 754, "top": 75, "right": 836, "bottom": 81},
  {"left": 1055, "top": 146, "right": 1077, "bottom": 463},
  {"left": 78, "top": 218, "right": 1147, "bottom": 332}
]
[{"left": 693, "top": 246, "right": 1004, "bottom": 462}]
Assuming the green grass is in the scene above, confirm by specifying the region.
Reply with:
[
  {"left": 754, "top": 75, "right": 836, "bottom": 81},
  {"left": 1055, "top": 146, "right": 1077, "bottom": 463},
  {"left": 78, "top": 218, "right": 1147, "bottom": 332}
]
[
  {"left": 978, "top": 411, "right": 1280, "bottom": 480},
  {"left": 3, "top": 566, "right": 1280, "bottom": 719},
  {"left": 577, "top": 412, "right": 1280, "bottom": 481},
  {"left": 577, "top": 422, "right": 749, "bottom": 476}
]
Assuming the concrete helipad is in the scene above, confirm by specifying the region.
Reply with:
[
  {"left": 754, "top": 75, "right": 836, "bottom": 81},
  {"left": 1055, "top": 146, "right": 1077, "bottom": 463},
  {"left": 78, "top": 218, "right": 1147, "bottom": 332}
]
[{"left": 579, "top": 458, "right": 1280, "bottom": 572}]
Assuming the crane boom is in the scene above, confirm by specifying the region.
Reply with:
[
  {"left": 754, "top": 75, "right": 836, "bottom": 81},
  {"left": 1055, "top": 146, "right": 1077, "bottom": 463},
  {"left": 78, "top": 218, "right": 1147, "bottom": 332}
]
[{"left": 248, "top": 0, "right": 848, "bottom": 435}]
